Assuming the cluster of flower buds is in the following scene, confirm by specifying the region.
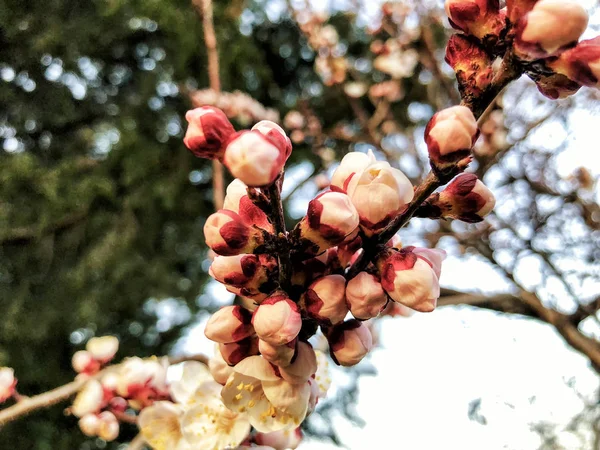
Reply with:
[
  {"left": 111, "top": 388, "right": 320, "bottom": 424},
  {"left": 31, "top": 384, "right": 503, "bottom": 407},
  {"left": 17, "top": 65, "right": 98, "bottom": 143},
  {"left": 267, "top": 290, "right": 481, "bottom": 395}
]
[
  {"left": 190, "top": 89, "right": 279, "bottom": 125},
  {"left": 72, "top": 335, "right": 119, "bottom": 375},
  {"left": 445, "top": 0, "right": 600, "bottom": 100},
  {"left": 0, "top": 367, "right": 16, "bottom": 403}
]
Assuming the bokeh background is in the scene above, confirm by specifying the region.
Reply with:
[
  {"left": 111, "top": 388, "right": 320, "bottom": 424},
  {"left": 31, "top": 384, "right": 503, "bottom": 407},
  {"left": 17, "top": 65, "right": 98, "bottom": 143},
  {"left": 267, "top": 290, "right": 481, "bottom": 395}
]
[{"left": 1, "top": 0, "right": 600, "bottom": 448}]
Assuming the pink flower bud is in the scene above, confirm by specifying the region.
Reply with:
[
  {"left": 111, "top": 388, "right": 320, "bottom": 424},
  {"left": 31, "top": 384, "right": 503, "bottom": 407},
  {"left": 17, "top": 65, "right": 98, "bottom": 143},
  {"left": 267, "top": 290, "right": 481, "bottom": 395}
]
[
  {"left": 302, "top": 275, "right": 348, "bottom": 325},
  {"left": 219, "top": 336, "right": 260, "bottom": 366},
  {"left": 514, "top": 0, "right": 588, "bottom": 60},
  {"left": 410, "top": 247, "right": 447, "bottom": 279},
  {"left": 298, "top": 191, "right": 359, "bottom": 255},
  {"left": 377, "top": 248, "right": 441, "bottom": 312},
  {"left": 183, "top": 107, "right": 235, "bottom": 160},
  {"left": 79, "top": 413, "right": 100, "bottom": 437},
  {"left": 252, "top": 293, "right": 302, "bottom": 346},
  {"left": 444, "top": 0, "right": 506, "bottom": 40},
  {"left": 86, "top": 336, "right": 119, "bottom": 363},
  {"left": 506, "top": 0, "right": 538, "bottom": 23},
  {"left": 327, "top": 320, "right": 373, "bottom": 367},
  {"left": 259, "top": 339, "right": 296, "bottom": 367},
  {"left": 97, "top": 411, "right": 120, "bottom": 441},
  {"left": 279, "top": 342, "right": 318, "bottom": 384},
  {"left": 438, "top": 173, "right": 496, "bottom": 222},
  {"left": 209, "top": 346, "right": 234, "bottom": 384},
  {"left": 425, "top": 106, "right": 478, "bottom": 173},
  {"left": 204, "top": 210, "right": 265, "bottom": 256},
  {"left": 346, "top": 272, "right": 388, "bottom": 320},
  {"left": 291, "top": 248, "right": 340, "bottom": 287},
  {"left": 223, "top": 130, "right": 286, "bottom": 187},
  {"left": 255, "top": 428, "right": 303, "bottom": 449},
  {"left": 445, "top": 35, "right": 494, "bottom": 98},
  {"left": 549, "top": 37, "right": 600, "bottom": 88},
  {"left": 0, "top": 367, "right": 16, "bottom": 403},
  {"left": 223, "top": 179, "right": 273, "bottom": 232},
  {"left": 252, "top": 120, "right": 293, "bottom": 160},
  {"left": 72, "top": 351, "right": 100, "bottom": 374},
  {"left": 209, "top": 254, "right": 277, "bottom": 298},
  {"left": 204, "top": 305, "right": 254, "bottom": 344},
  {"left": 330, "top": 151, "right": 376, "bottom": 193},
  {"left": 347, "top": 162, "right": 414, "bottom": 235},
  {"left": 72, "top": 380, "right": 105, "bottom": 417}
]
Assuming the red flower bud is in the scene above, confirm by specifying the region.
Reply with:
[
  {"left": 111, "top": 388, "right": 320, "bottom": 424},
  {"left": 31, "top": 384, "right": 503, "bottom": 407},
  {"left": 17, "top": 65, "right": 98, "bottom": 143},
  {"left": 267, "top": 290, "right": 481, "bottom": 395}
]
[
  {"left": 346, "top": 272, "right": 388, "bottom": 320},
  {"left": 252, "top": 292, "right": 302, "bottom": 346},
  {"left": 506, "top": 0, "right": 538, "bottom": 24},
  {"left": 327, "top": 320, "right": 373, "bottom": 367},
  {"left": 439, "top": 173, "right": 496, "bottom": 222},
  {"left": 209, "top": 254, "right": 277, "bottom": 298},
  {"left": 549, "top": 37, "right": 600, "bottom": 88},
  {"left": 445, "top": 35, "right": 494, "bottom": 98},
  {"left": 444, "top": 0, "right": 507, "bottom": 41},
  {"left": 219, "top": 336, "right": 260, "bottom": 366},
  {"left": 183, "top": 107, "right": 235, "bottom": 160},
  {"left": 302, "top": 275, "right": 348, "bottom": 325},
  {"left": 258, "top": 339, "right": 296, "bottom": 368},
  {"left": 204, "top": 210, "right": 265, "bottom": 256},
  {"left": 204, "top": 305, "right": 254, "bottom": 344},
  {"left": 223, "top": 179, "right": 273, "bottom": 232},
  {"left": 252, "top": 120, "right": 293, "bottom": 160}
]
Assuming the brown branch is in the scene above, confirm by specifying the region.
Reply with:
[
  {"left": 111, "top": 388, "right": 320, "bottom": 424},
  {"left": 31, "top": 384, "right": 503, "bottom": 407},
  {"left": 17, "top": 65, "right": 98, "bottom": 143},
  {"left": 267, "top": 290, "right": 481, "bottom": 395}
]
[
  {"left": 266, "top": 178, "right": 292, "bottom": 291},
  {"left": 438, "top": 288, "right": 540, "bottom": 318}
]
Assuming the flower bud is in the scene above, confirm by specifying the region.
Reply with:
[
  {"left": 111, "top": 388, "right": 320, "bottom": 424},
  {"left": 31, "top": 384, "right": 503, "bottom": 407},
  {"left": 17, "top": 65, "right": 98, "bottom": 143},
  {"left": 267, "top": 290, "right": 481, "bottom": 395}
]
[
  {"left": 97, "top": 411, "right": 120, "bottom": 441},
  {"left": 72, "top": 380, "right": 105, "bottom": 417},
  {"left": 376, "top": 248, "right": 442, "bottom": 312},
  {"left": 439, "top": 173, "right": 495, "bottom": 222},
  {"left": 223, "top": 179, "right": 273, "bottom": 232},
  {"left": 534, "top": 73, "right": 581, "bottom": 100},
  {"left": 219, "top": 336, "right": 260, "bottom": 366},
  {"left": 330, "top": 151, "right": 376, "bottom": 193},
  {"left": 514, "top": 0, "right": 588, "bottom": 61},
  {"left": 297, "top": 191, "right": 359, "bottom": 256},
  {"left": 347, "top": 162, "right": 414, "bottom": 235},
  {"left": 79, "top": 413, "right": 100, "bottom": 437},
  {"left": 204, "top": 210, "right": 265, "bottom": 256},
  {"left": 444, "top": 0, "right": 506, "bottom": 41},
  {"left": 445, "top": 35, "right": 494, "bottom": 98},
  {"left": 506, "top": 0, "right": 537, "bottom": 23},
  {"left": 549, "top": 37, "right": 600, "bottom": 88},
  {"left": 346, "top": 272, "right": 388, "bottom": 320},
  {"left": 0, "top": 367, "right": 16, "bottom": 403},
  {"left": 279, "top": 342, "right": 318, "bottom": 384},
  {"left": 72, "top": 350, "right": 100, "bottom": 375},
  {"left": 204, "top": 305, "right": 254, "bottom": 344},
  {"left": 184, "top": 107, "right": 235, "bottom": 160},
  {"left": 116, "top": 357, "right": 169, "bottom": 402},
  {"left": 209, "top": 254, "right": 277, "bottom": 298},
  {"left": 327, "top": 320, "right": 373, "bottom": 367},
  {"left": 252, "top": 120, "right": 293, "bottom": 160},
  {"left": 209, "top": 345, "right": 234, "bottom": 384},
  {"left": 255, "top": 428, "right": 303, "bottom": 449},
  {"left": 259, "top": 339, "right": 296, "bottom": 367},
  {"left": 425, "top": 106, "right": 478, "bottom": 174},
  {"left": 223, "top": 130, "right": 286, "bottom": 187},
  {"left": 302, "top": 275, "right": 348, "bottom": 325},
  {"left": 252, "top": 293, "right": 302, "bottom": 346},
  {"left": 86, "top": 336, "right": 119, "bottom": 363}
]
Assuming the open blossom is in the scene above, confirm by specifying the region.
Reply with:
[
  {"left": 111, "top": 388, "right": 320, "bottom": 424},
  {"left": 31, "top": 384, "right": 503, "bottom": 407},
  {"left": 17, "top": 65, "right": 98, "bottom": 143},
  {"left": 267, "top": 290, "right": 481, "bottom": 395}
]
[
  {"left": 72, "top": 379, "right": 105, "bottom": 417},
  {"left": 0, "top": 367, "right": 16, "bottom": 403},
  {"left": 258, "top": 339, "right": 296, "bottom": 368},
  {"left": 223, "top": 179, "right": 273, "bottom": 232},
  {"left": 169, "top": 361, "right": 213, "bottom": 406},
  {"left": 444, "top": 0, "right": 506, "bottom": 40},
  {"left": 220, "top": 336, "right": 260, "bottom": 366},
  {"left": 221, "top": 356, "right": 312, "bottom": 432},
  {"left": 255, "top": 428, "right": 303, "bottom": 450},
  {"left": 253, "top": 293, "right": 302, "bottom": 346},
  {"left": 204, "top": 305, "right": 255, "bottom": 344},
  {"left": 298, "top": 191, "right": 359, "bottom": 255},
  {"left": 209, "top": 254, "right": 277, "bottom": 299},
  {"left": 346, "top": 272, "right": 388, "bottom": 320},
  {"left": 97, "top": 411, "right": 120, "bottom": 441},
  {"left": 377, "top": 247, "right": 445, "bottom": 312},
  {"left": 252, "top": 120, "right": 292, "bottom": 160},
  {"left": 116, "top": 357, "right": 169, "bottom": 407},
  {"left": 279, "top": 342, "right": 318, "bottom": 385},
  {"left": 438, "top": 173, "right": 496, "bottom": 222},
  {"left": 549, "top": 37, "right": 600, "bottom": 88},
  {"left": 184, "top": 106, "right": 235, "bottom": 160},
  {"left": 224, "top": 131, "right": 286, "bottom": 187},
  {"left": 327, "top": 320, "right": 373, "bottom": 367},
  {"left": 347, "top": 161, "right": 414, "bottom": 235},
  {"left": 204, "top": 210, "right": 265, "bottom": 256},
  {"left": 302, "top": 275, "right": 348, "bottom": 325},
  {"left": 139, "top": 401, "right": 189, "bottom": 450},
  {"left": 514, "top": 0, "right": 588, "bottom": 60},
  {"left": 425, "top": 106, "right": 478, "bottom": 173}
]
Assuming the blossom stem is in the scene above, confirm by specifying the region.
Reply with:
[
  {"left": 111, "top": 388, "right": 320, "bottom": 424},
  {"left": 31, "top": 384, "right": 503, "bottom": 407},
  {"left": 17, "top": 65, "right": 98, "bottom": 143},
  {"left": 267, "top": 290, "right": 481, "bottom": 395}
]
[{"left": 266, "top": 178, "right": 293, "bottom": 291}]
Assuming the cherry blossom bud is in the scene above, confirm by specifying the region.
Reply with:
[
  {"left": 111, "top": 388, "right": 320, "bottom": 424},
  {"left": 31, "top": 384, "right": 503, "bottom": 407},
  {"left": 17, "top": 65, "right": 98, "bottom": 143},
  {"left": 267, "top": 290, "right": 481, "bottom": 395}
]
[
  {"left": 72, "top": 351, "right": 100, "bottom": 374},
  {"left": 327, "top": 320, "right": 373, "bottom": 367},
  {"left": 109, "top": 396, "right": 128, "bottom": 413},
  {"left": 438, "top": 173, "right": 496, "bottom": 222},
  {"left": 506, "top": 0, "right": 537, "bottom": 23},
  {"left": 223, "top": 179, "right": 273, "bottom": 232},
  {"left": 330, "top": 151, "right": 376, "bottom": 193},
  {"left": 255, "top": 428, "right": 303, "bottom": 449},
  {"left": 252, "top": 293, "right": 302, "bottom": 346},
  {"left": 209, "top": 254, "right": 277, "bottom": 299},
  {"left": 204, "top": 305, "right": 254, "bottom": 344},
  {"left": 116, "top": 357, "right": 169, "bottom": 402},
  {"left": 209, "top": 345, "right": 234, "bottom": 384},
  {"left": 79, "top": 413, "right": 100, "bottom": 437},
  {"left": 72, "top": 380, "right": 104, "bottom": 417},
  {"left": 223, "top": 130, "right": 286, "bottom": 187},
  {"left": 86, "top": 336, "right": 119, "bottom": 363},
  {"left": 97, "top": 411, "right": 120, "bottom": 441},
  {"left": 410, "top": 247, "right": 447, "bottom": 279},
  {"left": 514, "top": 0, "right": 588, "bottom": 60},
  {"left": 346, "top": 272, "right": 388, "bottom": 320},
  {"left": 444, "top": 0, "right": 506, "bottom": 40},
  {"left": 279, "top": 342, "right": 318, "bottom": 384},
  {"left": 445, "top": 35, "right": 494, "bottom": 98},
  {"left": 376, "top": 248, "right": 441, "bottom": 312},
  {"left": 252, "top": 120, "right": 293, "bottom": 160},
  {"left": 534, "top": 73, "right": 582, "bottom": 99},
  {"left": 219, "top": 336, "right": 259, "bottom": 366},
  {"left": 184, "top": 107, "right": 235, "bottom": 160},
  {"left": 100, "top": 373, "right": 119, "bottom": 392},
  {"left": 425, "top": 106, "right": 478, "bottom": 174},
  {"left": 347, "top": 162, "right": 414, "bottom": 235},
  {"left": 298, "top": 192, "right": 359, "bottom": 255},
  {"left": 0, "top": 367, "right": 16, "bottom": 403},
  {"left": 549, "top": 37, "right": 600, "bottom": 88},
  {"left": 259, "top": 339, "right": 296, "bottom": 367},
  {"left": 204, "top": 210, "right": 265, "bottom": 256},
  {"left": 302, "top": 275, "right": 348, "bottom": 325}
]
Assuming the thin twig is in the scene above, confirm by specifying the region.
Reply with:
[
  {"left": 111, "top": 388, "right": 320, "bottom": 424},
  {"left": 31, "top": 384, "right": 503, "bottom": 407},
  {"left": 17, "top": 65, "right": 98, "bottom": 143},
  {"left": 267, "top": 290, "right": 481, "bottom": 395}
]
[{"left": 267, "top": 179, "right": 293, "bottom": 290}]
